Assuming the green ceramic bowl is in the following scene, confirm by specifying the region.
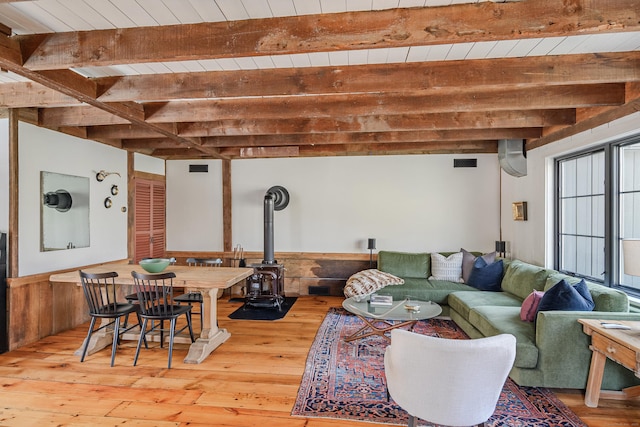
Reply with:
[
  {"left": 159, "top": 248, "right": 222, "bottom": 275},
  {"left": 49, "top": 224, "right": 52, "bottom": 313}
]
[{"left": 139, "top": 258, "right": 171, "bottom": 273}]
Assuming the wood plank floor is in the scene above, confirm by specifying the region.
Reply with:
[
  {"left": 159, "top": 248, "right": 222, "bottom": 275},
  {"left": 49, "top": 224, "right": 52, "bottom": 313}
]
[{"left": 0, "top": 295, "right": 638, "bottom": 426}]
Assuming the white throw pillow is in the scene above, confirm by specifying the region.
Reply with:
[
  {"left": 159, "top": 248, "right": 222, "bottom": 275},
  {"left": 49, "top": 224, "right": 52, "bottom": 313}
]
[
  {"left": 429, "top": 252, "right": 464, "bottom": 283},
  {"left": 344, "top": 269, "right": 405, "bottom": 301}
]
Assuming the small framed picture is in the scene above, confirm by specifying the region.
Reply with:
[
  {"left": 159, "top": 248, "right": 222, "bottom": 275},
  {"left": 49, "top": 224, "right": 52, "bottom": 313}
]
[{"left": 512, "top": 202, "right": 528, "bottom": 221}]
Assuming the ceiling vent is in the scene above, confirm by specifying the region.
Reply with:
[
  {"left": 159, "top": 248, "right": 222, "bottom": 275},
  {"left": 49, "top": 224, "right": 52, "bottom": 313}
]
[{"left": 498, "top": 139, "right": 527, "bottom": 177}]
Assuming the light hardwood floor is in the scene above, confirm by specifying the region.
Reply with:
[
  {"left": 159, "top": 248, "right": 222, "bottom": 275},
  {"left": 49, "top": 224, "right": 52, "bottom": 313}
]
[{"left": 0, "top": 296, "right": 638, "bottom": 426}]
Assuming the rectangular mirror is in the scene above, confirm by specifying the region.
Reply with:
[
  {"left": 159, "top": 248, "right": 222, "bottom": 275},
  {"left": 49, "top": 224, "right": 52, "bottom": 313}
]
[{"left": 40, "top": 171, "right": 90, "bottom": 251}]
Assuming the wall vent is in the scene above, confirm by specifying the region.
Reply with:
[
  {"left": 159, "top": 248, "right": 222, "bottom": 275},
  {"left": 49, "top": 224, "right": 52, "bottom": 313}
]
[
  {"left": 189, "top": 164, "right": 208, "bottom": 173},
  {"left": 453, "top": 158, "right": 477, "bottom": 168},
  {"left": 308, "top": 285, "right": 330, "bottom": 295}
]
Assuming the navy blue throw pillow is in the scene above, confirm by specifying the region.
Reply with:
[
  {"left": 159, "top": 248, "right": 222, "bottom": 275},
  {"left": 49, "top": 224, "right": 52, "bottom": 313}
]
[
  {"left": 467, "top": 258, "right": 503, "bottom": 291},
  {"left": 537, "top": 279, "right": 595, "bottom": 313}
]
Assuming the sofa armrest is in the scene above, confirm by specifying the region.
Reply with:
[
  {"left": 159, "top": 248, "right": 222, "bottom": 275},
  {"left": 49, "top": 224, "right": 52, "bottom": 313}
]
[{"left": 535, "top": 311, "right": 640, "bottom": 389}]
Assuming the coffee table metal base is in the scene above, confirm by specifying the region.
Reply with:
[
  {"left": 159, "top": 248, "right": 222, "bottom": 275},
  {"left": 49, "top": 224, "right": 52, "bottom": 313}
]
[{"left": 344, "top": 315, "right": 416, "bottom": 342}]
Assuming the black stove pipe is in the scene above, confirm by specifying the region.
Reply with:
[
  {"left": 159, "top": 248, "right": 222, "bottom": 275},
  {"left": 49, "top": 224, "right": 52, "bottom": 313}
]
[
  {"left": 262, "top": 186, "right": 290, "bottom": 265},
  {"left": 263, "top": 192, "right": 276, "bottom": 264}
]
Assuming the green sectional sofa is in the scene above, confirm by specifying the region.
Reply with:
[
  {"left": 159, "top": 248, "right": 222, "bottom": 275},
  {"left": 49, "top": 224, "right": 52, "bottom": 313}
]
[{"left": 376, "top": 250, "right": 640, "bottom": 390}]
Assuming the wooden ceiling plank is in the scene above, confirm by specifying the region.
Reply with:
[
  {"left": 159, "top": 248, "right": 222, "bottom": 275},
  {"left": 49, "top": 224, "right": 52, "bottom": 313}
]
[
  {"left": 95, "top": 52, "right": 640, "bottom": 103},
  {"left": 17, "top": 0, "right": 640, "bottom": 70}
]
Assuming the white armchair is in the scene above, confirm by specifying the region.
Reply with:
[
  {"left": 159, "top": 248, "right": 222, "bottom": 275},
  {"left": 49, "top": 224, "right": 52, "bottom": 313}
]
[{"left": 384, "top": 329, "right": 516, "bottom": 427}]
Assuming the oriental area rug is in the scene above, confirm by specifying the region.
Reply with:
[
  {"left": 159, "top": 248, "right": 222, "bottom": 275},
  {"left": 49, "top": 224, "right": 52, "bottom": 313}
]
[{"left": 292, "top": 307, "right": 586, "bottom": 427}]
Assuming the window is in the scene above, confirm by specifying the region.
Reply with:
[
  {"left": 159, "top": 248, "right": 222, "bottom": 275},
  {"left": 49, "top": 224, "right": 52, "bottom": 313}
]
[
  {"left": 557, "top": 151, "right": 605, "bottom": 282},
  {"left": 620, "top": 142, "right": 640, "bottom": 292},
  {"left": 556, "top": 137, "right": 640, "bottom": 296}
]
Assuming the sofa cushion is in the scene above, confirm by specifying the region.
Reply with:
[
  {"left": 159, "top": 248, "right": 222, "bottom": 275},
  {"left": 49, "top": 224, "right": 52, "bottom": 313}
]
[
  {"left": 377, "top": 251, "right": 430, "bottom": 279},
  {"left": 500, "top": 260, "right": 551, "bottom": 300},
  {"left": 448, "top": 290, "right": 522, "bottom": 320},
  {"left": 538, "top": 279, "right": 595, "bottom": 313},
  {"left": 429, "top": 252, "right": 464, "bottom": 282},
  {"left": 520, "top": 290, "right": 544, "bottom": 322},
  {"left": 343, "top": 269, "right": 405, "bottom": 301},
  {"left": 461, "top": 248, "right": 496, "bottom": 283},
  {"left": 468, "top": 305, "right": 539, "bottom": 369},
  {"left": 467, "top": 258, "right": 504, "bottom": 291},
  {"left": 544, "top": 272, "right": 629, "bottom": 312},
  {"left": 377, "top": 278, "right": 475, "bottom": 305}
]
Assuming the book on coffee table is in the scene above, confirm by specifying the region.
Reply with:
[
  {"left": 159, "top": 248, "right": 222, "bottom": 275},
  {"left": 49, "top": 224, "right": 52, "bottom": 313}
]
[{"left": 369, "top": 294, "right": 393, "bottom": 306}]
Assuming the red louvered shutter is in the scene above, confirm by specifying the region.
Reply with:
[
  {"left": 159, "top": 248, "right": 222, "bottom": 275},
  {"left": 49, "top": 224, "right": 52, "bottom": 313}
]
[{"left": 134, "top": 179, "right": 166, "bottom": 262}]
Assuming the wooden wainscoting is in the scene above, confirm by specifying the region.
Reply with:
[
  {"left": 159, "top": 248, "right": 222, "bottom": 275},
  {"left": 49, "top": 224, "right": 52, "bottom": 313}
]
[
  {"left": 168, "top": 251, "right": 372, "bottom": 297},
  {"left": 5, "top": 253, "right": 370, "bottom": 351},
  {"left": 5, "top": 260, "right": 130, "bottom": 351}
]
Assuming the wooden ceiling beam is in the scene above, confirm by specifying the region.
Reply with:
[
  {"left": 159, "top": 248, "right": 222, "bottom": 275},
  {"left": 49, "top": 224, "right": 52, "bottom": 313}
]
[
  {"left": 3, "top": 52, "right": 638, "bottom": 109},
  {"left": 137, "top": 84, "right": 623, "bottom": 124},
  {"left": 17, "top": 0, "right": 640, "bottom": 70},
  {"left": 192, "top": 129, "right": 539, "bottom": 147},
  {"left": 94, "top": 52, "right": 640, "bottom": 103},
  {"left": 42, "top": 108, "right": 575, "bottom": 130},
  {"left": 174, "top": 111, "right": 572, "bottom": 137}
]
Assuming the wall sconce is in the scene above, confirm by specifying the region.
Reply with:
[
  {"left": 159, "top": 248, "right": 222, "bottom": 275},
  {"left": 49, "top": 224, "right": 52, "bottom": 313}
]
[
  {"left": 104, "top": 197, "right": 112, "bottom": 208},
  {"left": 368, "top": 238, "right": 376, "bottom": 268},
  {"left": 96, "top": 170, "right": 121, "bottom": 182},
  {"left": 43, "top": 190, "right": 72, "bottom": 212},
  {"left": 110, "top": 185, "right": 119, "bottom": 195}
]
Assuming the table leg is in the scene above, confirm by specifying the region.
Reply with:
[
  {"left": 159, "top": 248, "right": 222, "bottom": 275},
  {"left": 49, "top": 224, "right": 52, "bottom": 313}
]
[
  {"left": 344, "top": 315, "right": 417, "bottom": 342},
  {"left": 184, "top": 287, "right": 230, "bottom": 364},
  {"left": 584, "top": 349, "right": 607, "bottom": 407},
  {"left": 73, "top": 318, "right": 113, "bottom": 357}
]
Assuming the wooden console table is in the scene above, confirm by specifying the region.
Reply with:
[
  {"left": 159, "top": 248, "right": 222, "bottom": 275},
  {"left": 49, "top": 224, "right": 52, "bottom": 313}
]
[
  {"left": 50, "top": 263, "right": 252, "bottom": 364},
  {"left": 578, "top": 318, "right": 640, "bottom": 407}
]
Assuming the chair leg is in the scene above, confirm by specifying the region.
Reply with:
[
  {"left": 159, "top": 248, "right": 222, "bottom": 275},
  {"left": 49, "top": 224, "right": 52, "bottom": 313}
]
[
  {"left": 136, "top": 311, "right": 149, "bottom": 349},
  {"left": 168, "top": 318, "right": 177, "bottom": 369},
  {"left": 160, "top": 320, "right": 165, "bottom": 348},
  {"left": 198, "top": 301, "right": 203, "bottom": 330},
  {"left": 110, "top": 317, "right": 121, "bottom": 367},
  {"left": 133, "top": 318, "right": 148, "bottom": 366},
  {"left": 80, "top": 317, "right": 97, "bottom": 362},
  {"left": 186, "top": 312, "right": 195, "bottom": 342}
]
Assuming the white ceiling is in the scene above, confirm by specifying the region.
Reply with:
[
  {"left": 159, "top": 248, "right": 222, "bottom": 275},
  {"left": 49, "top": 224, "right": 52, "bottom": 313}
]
[{"left": 1, "top": 0, "right": 639, "bottom": 82}]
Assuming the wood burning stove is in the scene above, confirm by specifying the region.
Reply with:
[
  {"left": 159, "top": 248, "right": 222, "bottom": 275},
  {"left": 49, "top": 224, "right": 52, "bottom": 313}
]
[
  {"left": 245, "top": 264, "right": 285, "bottom": 311},
  {"left": 245, "top": 186, "right": 289, "bottom": 311}
]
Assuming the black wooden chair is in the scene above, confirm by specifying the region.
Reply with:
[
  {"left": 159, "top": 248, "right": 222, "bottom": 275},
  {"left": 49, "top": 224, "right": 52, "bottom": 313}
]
[
  {"left": 79, "top": 270, "right": 145, "bottom": 367},
  {"left": 174, "top": 257, "right": 222, "bottom": 329},
  {"left": 131, "top": 271, "right": 195, "bottom": 368}
]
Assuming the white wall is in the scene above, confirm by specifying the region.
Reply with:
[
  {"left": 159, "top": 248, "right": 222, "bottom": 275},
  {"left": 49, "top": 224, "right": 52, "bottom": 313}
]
[
  {"left": 165, "top": 154, "right": 500, "bottom": 254},
  {"left": 166, "top": 160, "right": 223, "bottom": 251},
  {"left": 134, "top": 152, "right": 165, "bottom": 176},
  {"left": 501, "top": 111, "right": 640, "bottom": 267},
  {"left": 18, "top": 122, "right": 128, "bottom": 275},
  {"left": 0, "top": 118, "right": 8, "bottom": 234}
]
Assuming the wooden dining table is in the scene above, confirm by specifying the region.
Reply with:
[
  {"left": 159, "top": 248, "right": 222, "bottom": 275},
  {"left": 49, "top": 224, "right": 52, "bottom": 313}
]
[{"left": 50, "top": 263, "right": 253, "bottom": 364}]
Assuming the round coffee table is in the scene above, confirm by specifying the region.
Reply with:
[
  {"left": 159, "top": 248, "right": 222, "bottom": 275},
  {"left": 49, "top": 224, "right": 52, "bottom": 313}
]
[{"left": 342, "top": 296, "right": 442, "bottom": 342}]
